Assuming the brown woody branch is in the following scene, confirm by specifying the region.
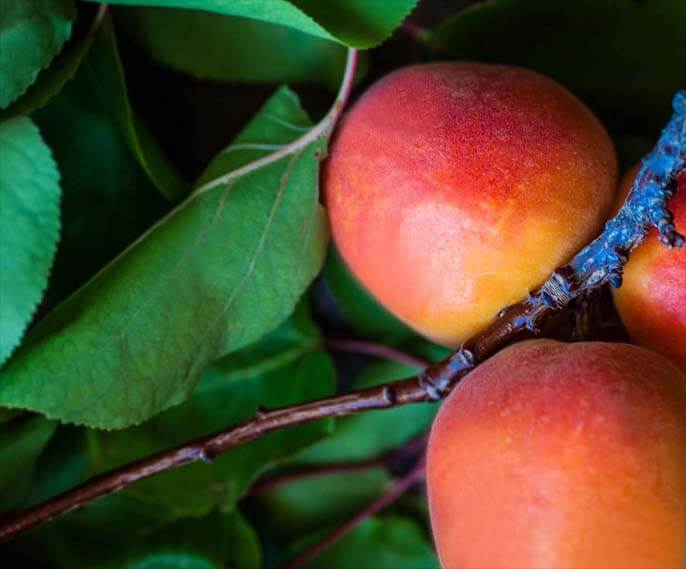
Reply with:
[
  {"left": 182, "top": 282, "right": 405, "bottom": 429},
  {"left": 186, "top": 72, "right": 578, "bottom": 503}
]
[{"left": 0, "top": 92, "right": 684, "bottom": 544}]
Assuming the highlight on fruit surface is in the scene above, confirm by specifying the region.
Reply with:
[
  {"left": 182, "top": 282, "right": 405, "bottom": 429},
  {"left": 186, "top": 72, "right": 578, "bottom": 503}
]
[
  {"left": 427, "top": 340, "right": 686, "bottom": 569},
  {"left": 323, "top": 63, "right": 618, "bottom": 347},
  {"left": 613, "top": 166, "right": 686, "bottom": 371}
]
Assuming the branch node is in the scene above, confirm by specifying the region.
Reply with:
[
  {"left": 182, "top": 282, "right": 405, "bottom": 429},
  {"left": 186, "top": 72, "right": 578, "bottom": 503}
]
[
  {"left": 255, "top": 406, "right": 269, "bottom": 420},
  {"left": 382, "top": 386, "right": 398, "bottom": 405},
  {"left": 197, "top": 449, "right": 214, "bottom": 465}
]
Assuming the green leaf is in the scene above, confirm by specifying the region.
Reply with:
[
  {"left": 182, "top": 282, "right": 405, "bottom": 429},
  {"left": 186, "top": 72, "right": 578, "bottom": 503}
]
[
  {"left": 0, "top": 415, "right": 56, "bottom": 510},
  {"left": 254, "top": 468, "right": 392, "bottom": 538},
  {"left": 296, "top": 359, "right": 437, "bottom": 464},
  {"left": 0, "top": 0, "right": 76, "bottom": 108},
  {"left": 19, "top": 426, "right": 90, "bottom": 509},
  {"left": 321, "top": 247, "right": 416, "bottom": 344},
  {"left": 0, "top": 7, "right": 104, "bottom": 120},
  {"left": 81, "top": 18, "right": 186, "bottom": 202},
  {"left": 115, "top": 7, "right": 350, "bottom": 89},
  {"left": 31, "top": 21, "right": 170, "bottom": 302},
  {"left": 87, "top": 0, "right": 418, "bottom": 48},
  {"left": 92, "top": 511, "right": 261, "bottom": 569},
  {"left": 0, "top": 82, "right": 329, "bottom": 428},
  {"left": 103, "top": 511, "right": 262, "bottom": 569},
  {"left": 286, "top": 516, "right": 439, "bottom": 569},
  {"left": 425, "top": 0, "right": 686, "bottom": 134},
  {"left": 0, "top": 116, "right": 61, "bottom": 365},
  {"left": 87, "top": 308, "right": 336, "bottom": 515}
]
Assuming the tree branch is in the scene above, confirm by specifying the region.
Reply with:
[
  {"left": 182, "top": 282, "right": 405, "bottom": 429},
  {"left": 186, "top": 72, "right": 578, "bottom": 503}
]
[{"left": 1, "top": 92, "right": 684, "bottom": 544}]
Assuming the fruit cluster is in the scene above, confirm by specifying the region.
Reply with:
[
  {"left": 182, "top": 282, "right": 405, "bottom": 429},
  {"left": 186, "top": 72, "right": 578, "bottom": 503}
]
[{"left": 324, "top": 64, "right": 686, "bottom": 567}]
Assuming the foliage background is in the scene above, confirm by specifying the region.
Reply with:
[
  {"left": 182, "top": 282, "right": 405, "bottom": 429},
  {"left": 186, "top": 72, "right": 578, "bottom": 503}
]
[{"left": 0, "top": 0, "right": 684, "bottom": 566}]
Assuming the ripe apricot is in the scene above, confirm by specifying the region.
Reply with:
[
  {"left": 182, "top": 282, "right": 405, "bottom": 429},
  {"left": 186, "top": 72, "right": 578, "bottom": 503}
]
[
  {"left": 324, "top": 63, "right": 617, "bottom": 346},
  {"left": 427, "top": 340, "right": 686, "bottom": 569},
  {"left": 613, "top": 166, "right": 686, "bottom": 370}
]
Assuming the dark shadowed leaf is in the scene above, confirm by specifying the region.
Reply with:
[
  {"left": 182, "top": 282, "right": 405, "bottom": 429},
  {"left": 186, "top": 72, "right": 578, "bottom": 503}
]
[
  {"left": 61, "top": 18, "right": 185, "bottom": 201},
  {"left": 0, "top": 0, "right": 76, "bottom": 108},
  {"left": 0, "top": 117, "right": 61, "bottom": 365},
  {"left": 6, "top": 492, "right": 260, "bottom": 569},
  {"left": 425, "top": 0, "right": 686, "bottom": 135},
  {"left": 19, "top": 426, "right": 90, "bottom": 509},
  {"left": 0, "top": 415, "right": 56, "bottom": 510},
  {"left": 87, "top": 307, "right": 335, "bottom": 516},
  {"left": 0, "top": 83, "right": 329, "bottom": 428},
  {"left": 286, "top": 516, "right": 439, "bottom": 569},
  {"left": 253, "top": 468, "right": 391, "bottom": 539},
  {"left": 115, "top": 7, "right": 350, "bottom": 89},
  {"left": 31, "top": 21, "right": 170, "bottom": 303},
  {"left": 87, "top": 0, "right": 418, "bottom": 48}
]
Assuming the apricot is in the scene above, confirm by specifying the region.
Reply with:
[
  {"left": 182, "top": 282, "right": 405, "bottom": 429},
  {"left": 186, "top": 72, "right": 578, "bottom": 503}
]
[
  {"left": 427, "top": 340, "right": 686, "bottom": 569},
  {"left": 613, "top": 166, "right": 686, "bottom": 371},
  {"left": 324, "top": 63, "right": 617, "bottom": 346}
]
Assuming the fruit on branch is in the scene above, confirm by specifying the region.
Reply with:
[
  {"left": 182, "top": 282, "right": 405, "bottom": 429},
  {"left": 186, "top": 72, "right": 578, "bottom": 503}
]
[
  {"left": 613, "top": 166, "right": 686, "bottom": 371},
  {"left": 323, "top": 63, "right": 617, "bottom": 346},
  {"left": 427, "top": 340, "right": 686, "bottom": 568}
]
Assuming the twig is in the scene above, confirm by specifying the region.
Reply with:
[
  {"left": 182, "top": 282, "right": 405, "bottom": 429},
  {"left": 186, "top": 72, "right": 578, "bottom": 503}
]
[
  {"left": 0, "top": 93, "right": 684, "bottom": 544},
  {"left": 326, "top": 338, "right": 429, "bottom": 369},
  {"left": 282, "top": 457, "right": 427, "bottom": 569},
  {"left": 249, "top": 433, "right": 428, "bottom": 495},
  {"left": 249, "top": 459, "right": 387, "bottom": 495}
]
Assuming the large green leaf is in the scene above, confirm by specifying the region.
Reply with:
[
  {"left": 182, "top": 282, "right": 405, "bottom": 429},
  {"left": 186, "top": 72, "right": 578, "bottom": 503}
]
[
  {"left": 286, "top": 516, "right": 439, "bottom": 569},
  {"left": 0, "top": 0, "right": 75, "bottom": 108},
  {"left": 0, "top": 415, "right": 56, "bottom": 511},
  {"left": 115, "top": 7, "right": 350, "bottom": 89},
  {"left": 425, "top": 0, "right": 686, "bottom": 134},
  {"left": 87, "top": 308, "right": 335, "bottom": 516},
  {"left": 88, "top": 0, "right": 418, "bottom": 48},
  {"left": 0, "top": 117, "right": 61, "bottom": 365},
  {"left": 0, "top": 83, "right": 330, "bottom": 428}
]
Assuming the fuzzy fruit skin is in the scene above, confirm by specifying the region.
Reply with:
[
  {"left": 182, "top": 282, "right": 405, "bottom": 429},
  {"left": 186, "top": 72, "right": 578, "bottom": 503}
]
[
  {"left": 427, "top": 340, "right": 686, "bottom": 569},
  {"left": 613, "top": 167, "right": 686, "bottom": 371},
  {"left": 323, "top": 63, "right": 617, "bottom": 346}
]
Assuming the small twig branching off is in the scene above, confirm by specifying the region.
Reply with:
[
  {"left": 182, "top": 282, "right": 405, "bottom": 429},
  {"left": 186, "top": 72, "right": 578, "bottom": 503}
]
[
  {"left": 249, "top": 433, "right": 428, "bottom": 495},
  {"left": 282, "top": 456, "right": 427, "bottom": 569},
  {"left": 0, "top": 79, "right": 683, "bottom": 543},
  {"left": 325, "top": 338, "right": 429, "bottom": 369}
]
